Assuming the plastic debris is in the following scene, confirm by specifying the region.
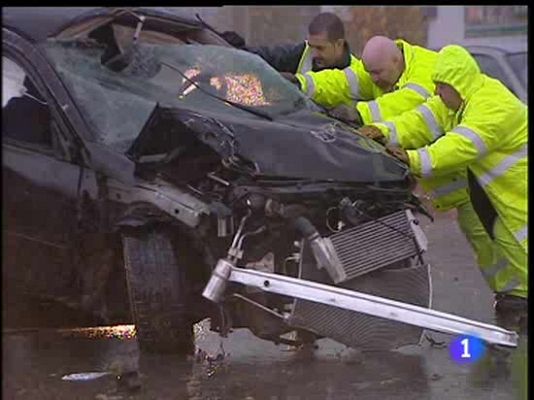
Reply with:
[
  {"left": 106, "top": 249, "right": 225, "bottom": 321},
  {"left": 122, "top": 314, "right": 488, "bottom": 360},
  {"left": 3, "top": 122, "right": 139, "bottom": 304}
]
[{"left": 61, "top": 372, "right": 111, "bottom": 381}]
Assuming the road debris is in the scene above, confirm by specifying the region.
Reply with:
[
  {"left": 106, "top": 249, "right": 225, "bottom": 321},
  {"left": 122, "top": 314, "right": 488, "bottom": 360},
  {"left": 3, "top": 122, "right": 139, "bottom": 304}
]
[
  {"left": 424, "top": 334, "right": 447, "bottom": 348},
  {"left": 61, "top": 372, "right": 111, "bottom": 381}
]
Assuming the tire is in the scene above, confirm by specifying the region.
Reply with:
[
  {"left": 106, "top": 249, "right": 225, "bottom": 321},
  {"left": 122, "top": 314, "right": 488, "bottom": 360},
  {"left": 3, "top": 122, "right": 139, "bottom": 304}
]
[{"left": 121, "top": 226, "right": 194, "bottom": 354}]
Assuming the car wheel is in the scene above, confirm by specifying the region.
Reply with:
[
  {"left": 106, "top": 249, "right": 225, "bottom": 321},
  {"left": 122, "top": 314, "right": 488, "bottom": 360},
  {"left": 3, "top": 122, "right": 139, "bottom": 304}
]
[{"left": 121, "top": 226, "right": 194, "bottom": 354}]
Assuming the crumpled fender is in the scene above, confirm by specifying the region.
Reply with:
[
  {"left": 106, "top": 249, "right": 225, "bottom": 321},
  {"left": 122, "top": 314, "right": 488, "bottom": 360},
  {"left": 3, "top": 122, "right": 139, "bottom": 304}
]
[{"left": 114, "top": 202, "right": 176, "bottom": 230}]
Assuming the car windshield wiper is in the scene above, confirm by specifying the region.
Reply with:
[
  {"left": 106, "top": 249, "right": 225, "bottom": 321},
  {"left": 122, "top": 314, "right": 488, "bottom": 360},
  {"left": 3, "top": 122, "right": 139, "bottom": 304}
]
[{"left": 160, "top": 61, "right": 273, "bottom": 121}]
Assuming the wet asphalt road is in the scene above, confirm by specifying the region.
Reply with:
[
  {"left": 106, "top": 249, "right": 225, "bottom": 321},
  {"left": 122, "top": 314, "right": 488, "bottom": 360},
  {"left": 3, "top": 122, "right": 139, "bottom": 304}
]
[{"left": 2, "top": 211, "right": 528, "bottom": 400}]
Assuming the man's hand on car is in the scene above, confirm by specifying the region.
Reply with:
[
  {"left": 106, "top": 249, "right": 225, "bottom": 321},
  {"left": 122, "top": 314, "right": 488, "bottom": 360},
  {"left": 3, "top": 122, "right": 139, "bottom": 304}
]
[
  {"left": 358, "top": 125, "right": 387, "bottom": 145},
  {"left": 385, "top": 144, "right": 409, "bottom": 164},
  {"left": 327, "top": 104, "right": 363, "bottom": 127}
]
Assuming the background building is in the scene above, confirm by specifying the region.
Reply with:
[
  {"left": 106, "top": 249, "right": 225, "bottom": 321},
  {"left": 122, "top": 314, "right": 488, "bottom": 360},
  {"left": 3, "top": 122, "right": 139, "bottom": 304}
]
[
  {"left": 426, "top": 6, "right": 527, "bottom": 51},
  {"left": 170, "top": 6, "right": 527, "bottom": 53}
]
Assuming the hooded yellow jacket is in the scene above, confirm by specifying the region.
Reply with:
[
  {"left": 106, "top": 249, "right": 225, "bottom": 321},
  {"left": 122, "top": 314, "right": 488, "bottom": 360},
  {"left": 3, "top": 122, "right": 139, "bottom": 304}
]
[
  {"left": 404, "top": 45, "right": 528, "bottom": 252},
  {"left": 372, "top": 94, "right": 470, "bottom": 211}
]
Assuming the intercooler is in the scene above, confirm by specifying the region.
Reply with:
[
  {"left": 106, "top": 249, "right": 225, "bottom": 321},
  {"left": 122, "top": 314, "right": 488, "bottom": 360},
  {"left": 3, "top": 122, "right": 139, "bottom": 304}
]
[{"left": 288, "top": 210, "right": 431, "bottom": 351}]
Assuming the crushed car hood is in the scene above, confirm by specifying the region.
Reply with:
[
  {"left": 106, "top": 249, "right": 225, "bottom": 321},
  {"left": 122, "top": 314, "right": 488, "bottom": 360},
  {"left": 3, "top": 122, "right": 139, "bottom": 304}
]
[{"left": 129, "top": 105, "right": 410, "bottom": 184}]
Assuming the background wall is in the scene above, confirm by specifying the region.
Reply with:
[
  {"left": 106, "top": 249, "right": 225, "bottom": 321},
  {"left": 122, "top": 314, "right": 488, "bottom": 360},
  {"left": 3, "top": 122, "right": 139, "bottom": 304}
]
[
  {"left": 173, "top": 6, "right": 527, "bottom": 53},
  {"left": 426, "top": 6, "right": 527, "bottom": 51}
]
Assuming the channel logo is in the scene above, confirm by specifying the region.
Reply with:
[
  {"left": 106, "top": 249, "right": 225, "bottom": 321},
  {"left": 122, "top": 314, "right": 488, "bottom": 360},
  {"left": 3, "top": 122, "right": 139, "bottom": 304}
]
[{"left": 449, "top": 334, "right": 486, "bottom": 364}]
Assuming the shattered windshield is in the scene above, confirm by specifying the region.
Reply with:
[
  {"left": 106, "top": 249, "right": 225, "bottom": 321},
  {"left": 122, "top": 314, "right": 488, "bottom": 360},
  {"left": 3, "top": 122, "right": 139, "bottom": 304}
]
[{"left": 42, "top": 40, "right": 317, "bottom": 152}]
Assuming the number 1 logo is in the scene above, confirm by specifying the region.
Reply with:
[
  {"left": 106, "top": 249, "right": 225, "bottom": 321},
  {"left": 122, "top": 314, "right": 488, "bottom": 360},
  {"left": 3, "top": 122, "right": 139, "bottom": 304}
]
[
  {"left": 450, "top": 335, "right": 485, "bottom": 364},
  {"left": 461, "top": 338, "right": 471, "bottom": 358}
]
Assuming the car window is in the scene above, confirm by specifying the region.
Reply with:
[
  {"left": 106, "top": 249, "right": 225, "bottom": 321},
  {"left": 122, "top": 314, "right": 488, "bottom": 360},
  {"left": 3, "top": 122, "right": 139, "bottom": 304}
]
[
  {"left": 506, "top": 52, "right": 527, "bottom": 89},
  {"left": 42, "top": 40, "right": 319, "bottom": 153},
  {"left": 472, "top": 53, "right": 515, "bottom": 94},
  {"left": 2, "top": 56, "right": 53, "bottom": 147}
]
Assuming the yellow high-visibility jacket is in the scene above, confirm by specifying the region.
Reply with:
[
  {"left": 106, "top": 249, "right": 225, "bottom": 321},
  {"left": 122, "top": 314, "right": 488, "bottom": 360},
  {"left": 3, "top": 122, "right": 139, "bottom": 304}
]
[
  {"left": 295, "top": 40, "right": 438, "bottom": 124},
  {"left": 372, "top": 95, "right": 470, "bottom": 211},
  {"left": 296, "top": 43, "right": 372, "bottom": 95},
  {"left": 403, "top": 46, "right": 527, "bottom": 253},
  {"left": 296, "top": 42, "right": 314, "bottom": 74}
]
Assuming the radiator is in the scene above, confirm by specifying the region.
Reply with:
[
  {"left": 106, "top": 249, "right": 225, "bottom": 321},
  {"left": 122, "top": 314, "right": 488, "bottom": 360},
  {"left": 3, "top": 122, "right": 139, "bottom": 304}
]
[{"left": 288, "top": 210, "right": 431, "bottom": 351}]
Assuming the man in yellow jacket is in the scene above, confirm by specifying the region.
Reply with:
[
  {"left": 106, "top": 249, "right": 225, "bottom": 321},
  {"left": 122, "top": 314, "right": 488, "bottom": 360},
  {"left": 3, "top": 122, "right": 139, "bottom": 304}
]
[
  {"left": 367, "top": 45, "right": 528, "bottom": 318},
  {"left": 301, "top": 37, "right": 504, "bottom": 315},
  {"left": 294, "top": 36, "right": 437, "bottom": 125}
]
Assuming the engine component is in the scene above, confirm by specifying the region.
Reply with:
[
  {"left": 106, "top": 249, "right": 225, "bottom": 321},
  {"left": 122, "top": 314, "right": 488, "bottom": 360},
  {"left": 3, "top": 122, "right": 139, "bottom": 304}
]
[
  {"left": 288, "top": 209, "right": 429, "bottom": 349},
  {"left": 313, "top": 209, "right": 426, "bottom": 284},
  {"left": 289, "top": 239, "right": 430, "bottom": 350},
  {"left": 203, "top": 258, "right": 234, "bottom": 304},
  {"left": 293, "top": 216, "right": 345, "bottom": 283}
]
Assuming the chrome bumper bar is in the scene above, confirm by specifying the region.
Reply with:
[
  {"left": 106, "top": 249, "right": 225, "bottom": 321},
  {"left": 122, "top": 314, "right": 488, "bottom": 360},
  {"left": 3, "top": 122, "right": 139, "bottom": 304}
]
[{"left": 203, "top": 259, "right": 518, "bottom": 348}]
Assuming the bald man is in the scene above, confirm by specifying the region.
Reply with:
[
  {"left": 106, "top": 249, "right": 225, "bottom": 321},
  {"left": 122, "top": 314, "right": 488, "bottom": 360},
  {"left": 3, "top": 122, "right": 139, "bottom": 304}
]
[
  {"left": 363, "top": 36, "right": 405, "bottom": 93},
  {"left": 294, "top": 36, "right": 438, "bottom": 126}
]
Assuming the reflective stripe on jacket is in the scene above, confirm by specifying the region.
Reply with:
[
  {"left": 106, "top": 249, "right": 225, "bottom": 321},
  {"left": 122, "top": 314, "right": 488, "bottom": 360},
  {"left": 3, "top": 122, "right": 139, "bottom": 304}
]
[
  {"left": 357, "top": 40, "right": 438, "bottom": 124},
  {"left": 295, "top": 50, "right": 378, "bottom": 108},
  {"left": 295, "top": 51, "right": 374, "bottom": 104},
  {"left": 296, "top": 43, "right": 314, "bottom": 74}
]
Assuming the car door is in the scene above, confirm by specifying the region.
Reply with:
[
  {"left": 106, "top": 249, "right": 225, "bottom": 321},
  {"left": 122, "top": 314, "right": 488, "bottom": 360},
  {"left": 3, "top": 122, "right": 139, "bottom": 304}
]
[{"left": 2, "top": 34, "right": 98, "bottom": 302}]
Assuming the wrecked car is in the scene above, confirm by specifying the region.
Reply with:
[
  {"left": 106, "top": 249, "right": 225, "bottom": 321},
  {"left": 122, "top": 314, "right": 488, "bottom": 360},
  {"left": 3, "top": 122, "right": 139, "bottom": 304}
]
[{"left": 3, "top": 7, "right": 517, "bottom": 354}]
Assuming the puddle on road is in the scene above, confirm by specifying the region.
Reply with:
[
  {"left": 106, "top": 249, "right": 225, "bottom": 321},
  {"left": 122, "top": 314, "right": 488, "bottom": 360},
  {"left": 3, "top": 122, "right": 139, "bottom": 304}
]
[
  {"left": 3, "top": 212, "right": 527, "bottom": 399},
  {"left": 2, "top": 319, "right": 527, "bottom": 400}
]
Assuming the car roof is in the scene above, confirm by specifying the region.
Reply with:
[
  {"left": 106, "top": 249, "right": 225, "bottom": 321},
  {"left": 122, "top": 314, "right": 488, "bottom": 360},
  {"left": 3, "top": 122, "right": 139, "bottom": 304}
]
[{"left": 2, "top": 7, "right": 203, "bottom": 43}]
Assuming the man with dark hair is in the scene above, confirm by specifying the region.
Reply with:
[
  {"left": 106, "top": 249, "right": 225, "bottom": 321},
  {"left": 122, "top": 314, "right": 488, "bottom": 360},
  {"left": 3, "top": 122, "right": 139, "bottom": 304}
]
[{"left": 223, "top": 12, "right": 357, "bottom": 74}]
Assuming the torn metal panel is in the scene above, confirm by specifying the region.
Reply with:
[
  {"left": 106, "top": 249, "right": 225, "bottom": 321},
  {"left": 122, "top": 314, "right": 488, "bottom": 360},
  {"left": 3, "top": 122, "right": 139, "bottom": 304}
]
[
  {"left": 106, "top": 177, "right": 211, "bottom": 228},
  {"left": 83, "top": 141, "right": 136, "bottom": 185}
]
